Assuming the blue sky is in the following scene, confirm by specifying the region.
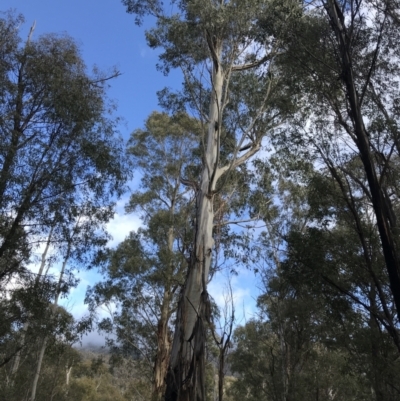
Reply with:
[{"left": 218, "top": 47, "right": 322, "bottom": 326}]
[
  {"left": 2, "top": 0, "right": 259, "bottom": 345},
  {"left": 2, "top": 0, "right": 182, "bottom": 140}
]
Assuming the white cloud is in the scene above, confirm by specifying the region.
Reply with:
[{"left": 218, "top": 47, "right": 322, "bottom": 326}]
[
  {"left": 106, "top": 211, "right": 141, "bottom": 247},
  {"left": 106, "top": 196, "right": 143, "bottom": 247}
]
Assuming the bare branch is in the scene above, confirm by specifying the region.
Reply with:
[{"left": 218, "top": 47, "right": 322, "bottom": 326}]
[
  {"left": 231, "top": 53, "right": 276, "bottom": 72},
  {"left": 214, "top": 215, "right": 262, "bottom": 227}
]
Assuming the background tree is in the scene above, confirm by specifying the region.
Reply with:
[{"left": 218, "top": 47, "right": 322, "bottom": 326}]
[
  {"left": 0, "top": 11, "right": 129, "bottom": 400},
  {"left": 272, "top": 0, "right": 400, "bottom": 321},
  {"left": 240, "top": 149, "right": 400, "bottom": 400},
  {"left": 0, "top": 11, "right": 127, "bottom": 287},
  {"left": 88, "top": 111, "right": 200, "bottom": 401}
]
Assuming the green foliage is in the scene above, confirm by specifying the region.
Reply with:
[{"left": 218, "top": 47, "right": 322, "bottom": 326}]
[
  {"left": 0, "top": 10, "right": 130, "bottom": 401},
  {"left": 4, "top": 1, "right": 400, "bottom": 400},
  {"left": 0, "top": 11, "right": 128, "bottom": 286},
  {"left": 126, "top": 111, "right": 200, "bottom": 223},
  {"left": 0, "top": 342, "right": 151, "bottom": 401},
  {"left": 87, "top": 112, "right": 198, "bottom": 396}
]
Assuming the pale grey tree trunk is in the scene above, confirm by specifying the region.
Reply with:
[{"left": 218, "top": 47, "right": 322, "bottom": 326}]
[
  {"left": 29, "top": 337, "right": 48, "bottom": 401},
  {"left": 29, "top": 243, "right": 71, "bottom": 401},
  {"left": 165, "top": 41, "right": 224, "bottom": 401},
  {"left": 164, "top": 30, "right": 276, "bottom": 400},
  {"left": 66, "top": 365, "right": 72, "bottom": 386},
  {"left": 9, "top": 227, "right": 54, "bottom": 384}
]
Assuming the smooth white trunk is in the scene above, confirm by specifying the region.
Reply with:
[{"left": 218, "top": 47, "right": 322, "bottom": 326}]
[{"left": 29, "top": 337, "right": 47, "bottom": 401}]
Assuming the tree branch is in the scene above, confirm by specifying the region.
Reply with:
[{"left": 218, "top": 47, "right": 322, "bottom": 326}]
[
  {"left": 231, "top": 53, "right": 276, "bottom": 72},
  {"left": 214, "top": 215, "right": 261, "bottom": 227}
]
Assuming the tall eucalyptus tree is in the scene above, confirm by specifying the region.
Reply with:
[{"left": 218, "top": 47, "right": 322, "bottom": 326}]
[{"left": 121, "top": 1, "right": 299, "bottom": 399}]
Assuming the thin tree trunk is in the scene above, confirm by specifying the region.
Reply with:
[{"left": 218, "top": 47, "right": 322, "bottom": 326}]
[
  {"left": 66, "top": 365, "right": 72, "bottom": 386},
  {"left": 9, "top": 226, "right": 54, "bottom": 383},
  {"left": 9, "top": 321, "right": 29, "bottom": 381},
  {"left": 29, "top": 243, "right": 71, "bottom": 401},
  {"left": 29, "top": 337, "right": 48, "bottom": 401},
  {"left": 369, "top": 285, "right": 384, "bottom": 401},
  {"left": 218, "top": 347, "right": 224, "bottom": 401}
]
